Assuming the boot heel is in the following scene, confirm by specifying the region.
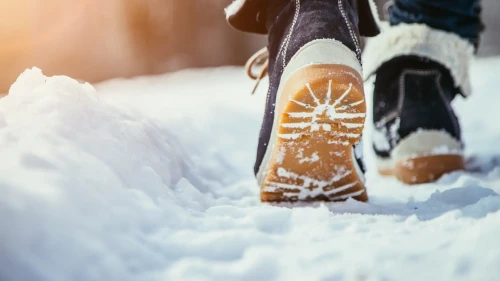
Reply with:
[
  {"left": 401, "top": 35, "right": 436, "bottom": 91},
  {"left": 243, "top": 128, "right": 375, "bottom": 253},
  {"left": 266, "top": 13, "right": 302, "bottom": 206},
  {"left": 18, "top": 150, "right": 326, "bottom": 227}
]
[
  {"left": 390, "top": 130, "right": 465, "bottom": 184},
  {"left": 261, "top": 64, "right": 367, "bottom": 202}
]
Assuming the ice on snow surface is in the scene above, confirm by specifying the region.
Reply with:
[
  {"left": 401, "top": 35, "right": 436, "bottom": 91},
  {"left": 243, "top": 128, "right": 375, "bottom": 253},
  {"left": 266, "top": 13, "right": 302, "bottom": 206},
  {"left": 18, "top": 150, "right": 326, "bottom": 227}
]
[{"left": 1, "top": 59, "right": 500, "bottom": 281}]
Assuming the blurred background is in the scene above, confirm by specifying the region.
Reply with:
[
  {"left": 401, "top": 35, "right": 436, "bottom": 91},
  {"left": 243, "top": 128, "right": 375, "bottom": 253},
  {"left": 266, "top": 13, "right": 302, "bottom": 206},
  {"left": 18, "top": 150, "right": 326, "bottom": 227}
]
[{"left": 1, "top": 0, "right": 499, "bottom": 94}]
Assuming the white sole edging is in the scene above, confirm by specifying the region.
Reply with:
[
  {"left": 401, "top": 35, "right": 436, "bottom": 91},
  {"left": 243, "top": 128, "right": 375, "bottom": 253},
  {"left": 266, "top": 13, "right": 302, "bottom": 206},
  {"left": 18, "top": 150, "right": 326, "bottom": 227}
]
[
  {"left": 392, "top": 130, "right": 463, "bottom": 161},
  {"left": 375, "top": 129, "right": 464, "bottom": 171}
]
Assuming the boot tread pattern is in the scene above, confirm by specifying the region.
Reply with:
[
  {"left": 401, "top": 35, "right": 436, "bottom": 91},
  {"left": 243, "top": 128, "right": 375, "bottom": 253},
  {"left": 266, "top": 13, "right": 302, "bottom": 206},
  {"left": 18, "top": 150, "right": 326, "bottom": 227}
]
[{"left": 261, "top": 64, "right": 368, "bottom": 202}]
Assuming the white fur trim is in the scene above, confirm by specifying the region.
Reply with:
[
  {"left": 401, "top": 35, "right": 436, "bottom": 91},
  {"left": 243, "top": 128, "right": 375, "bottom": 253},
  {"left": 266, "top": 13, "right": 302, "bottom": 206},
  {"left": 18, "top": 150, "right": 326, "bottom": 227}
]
[
  {"left": 225, "top": 0, "right": 246, "bottom": 18},
  {"left": 363, "top": 24, "right": 474, "bottom": 96}
]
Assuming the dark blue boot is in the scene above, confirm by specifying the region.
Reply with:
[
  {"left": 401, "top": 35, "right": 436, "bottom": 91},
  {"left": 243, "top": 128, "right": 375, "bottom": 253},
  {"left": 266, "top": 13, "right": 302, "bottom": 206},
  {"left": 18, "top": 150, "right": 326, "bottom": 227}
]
[
  {"left": 225, "top": 0, "right": 381, "bottom": 37},
  {"left": 227, "top": 0, "right": 380, "bottom": 202}
]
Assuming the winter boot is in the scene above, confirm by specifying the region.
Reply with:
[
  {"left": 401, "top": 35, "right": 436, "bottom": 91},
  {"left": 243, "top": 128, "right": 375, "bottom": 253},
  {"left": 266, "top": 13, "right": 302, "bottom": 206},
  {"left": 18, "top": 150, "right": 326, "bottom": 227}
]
[
  {"left": 225, "top": 0, "right": 380, "bottom": 202},
  {"left": 363, "top": 24, "right": 474, "bottom": 184}
]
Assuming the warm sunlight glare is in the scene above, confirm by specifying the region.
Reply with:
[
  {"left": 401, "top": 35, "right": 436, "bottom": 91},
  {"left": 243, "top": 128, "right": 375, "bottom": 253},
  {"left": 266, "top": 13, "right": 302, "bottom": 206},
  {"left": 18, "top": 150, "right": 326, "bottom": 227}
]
[{"left": 0, "top": 0, "right": 160, "bottom": 93}]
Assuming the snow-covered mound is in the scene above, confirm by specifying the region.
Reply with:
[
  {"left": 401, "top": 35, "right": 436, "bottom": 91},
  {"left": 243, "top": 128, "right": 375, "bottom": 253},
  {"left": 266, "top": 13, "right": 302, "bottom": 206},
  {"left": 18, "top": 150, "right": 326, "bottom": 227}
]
[{"left": 1, "top": 59, "right": 500, "bottom": 281}]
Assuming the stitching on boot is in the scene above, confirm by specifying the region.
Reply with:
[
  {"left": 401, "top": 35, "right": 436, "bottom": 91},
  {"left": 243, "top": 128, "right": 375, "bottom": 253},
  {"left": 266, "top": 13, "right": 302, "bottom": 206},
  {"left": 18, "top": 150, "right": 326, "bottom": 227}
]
[
  {"left": 339, "top": 0, "right": 361, "bottom": 62},
  {"left": 434, "top": 74, "right": 461, "bottom": 137},
  {"left": 399, "top": 69, "right": 439, "bottom": 116},
  {"left": 400, "top": 69, "right": 460, "bottom": 140},
  {"left": 280, "top": 0, "right": 301, "bottom": 70},
  {"left": 375, "top": 69, "right": 440, "bottom": 145}
]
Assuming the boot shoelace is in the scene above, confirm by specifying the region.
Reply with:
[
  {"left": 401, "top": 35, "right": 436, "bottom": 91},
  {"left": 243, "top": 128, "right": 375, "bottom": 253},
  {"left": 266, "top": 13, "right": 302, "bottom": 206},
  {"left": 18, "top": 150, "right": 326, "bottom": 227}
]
[{"left": 245, "top": 47, "right": 269, "bottom": 95}]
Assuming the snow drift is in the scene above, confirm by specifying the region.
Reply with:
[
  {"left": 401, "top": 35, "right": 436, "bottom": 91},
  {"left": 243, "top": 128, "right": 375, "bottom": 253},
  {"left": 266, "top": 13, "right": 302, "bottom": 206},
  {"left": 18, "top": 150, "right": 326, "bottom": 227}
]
[{"left": 0, "top": 68, "right": 206, "bottom": 281}]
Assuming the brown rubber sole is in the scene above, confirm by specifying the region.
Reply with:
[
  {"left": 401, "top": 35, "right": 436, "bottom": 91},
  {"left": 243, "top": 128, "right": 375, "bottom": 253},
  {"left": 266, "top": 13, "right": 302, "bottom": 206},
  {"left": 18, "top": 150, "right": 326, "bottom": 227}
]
[
  {"left": 260, "top": 64, "right": 368, "bottom": 202},
  {"left": 378, "top": 154, "right": 465, "bottom": 184}
]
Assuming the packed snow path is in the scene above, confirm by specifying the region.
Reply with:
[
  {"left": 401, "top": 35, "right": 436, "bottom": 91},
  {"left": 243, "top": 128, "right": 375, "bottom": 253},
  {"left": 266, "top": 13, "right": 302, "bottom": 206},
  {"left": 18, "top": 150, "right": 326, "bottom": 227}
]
[{"left": 1, "top": 58, "right": 500, "bottom": 281}]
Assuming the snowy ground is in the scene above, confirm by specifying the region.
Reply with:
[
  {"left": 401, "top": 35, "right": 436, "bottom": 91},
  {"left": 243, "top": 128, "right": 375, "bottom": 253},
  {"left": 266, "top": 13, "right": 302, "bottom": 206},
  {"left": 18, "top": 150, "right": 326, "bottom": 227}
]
[{"left": 1, "top": 58, "right": 500, "bottom": 281}]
